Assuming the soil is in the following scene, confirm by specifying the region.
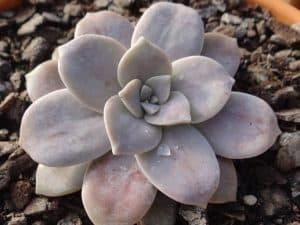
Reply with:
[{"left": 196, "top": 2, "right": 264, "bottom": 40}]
[{"left": 0, "top": 0, "right": 300, "bottom": 225}]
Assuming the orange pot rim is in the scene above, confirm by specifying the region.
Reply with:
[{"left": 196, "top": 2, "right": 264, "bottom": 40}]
[
  {"left": 246, "top": 0, "right": 300, "bottom": 25},
  {"left": 0, "top": 0, "right": 23, "bottom": 11}
]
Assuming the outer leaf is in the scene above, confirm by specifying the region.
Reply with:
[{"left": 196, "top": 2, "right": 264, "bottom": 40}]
[
  {"left": 104, "top": 96, "right": 162, "bottom": 155},
  {"left": 26, "top": 60, "right": 65, "bottom": 101},
  {"left": 36, "top": 162, "right": 89, "bottom": 197},
  {"left": 82, "top": 154, "right": 157, "bottom": 225},
  {"left": 201, "top": 32, "right": 240, "bottom": 77},
  {"left": 172, "top": 56, "right": 234, "bottom": 123},
  {"left": 136, "top": 125, "right": 220, "bottom": 207},
  {"left": 75, "top": 11, "right": 134, "bottom": 48},
  {"left": 20, "top": 89, "right": 111, "bottom": 166},
  {"left": 144, "top": 91, "right": 191, "bottom": 126},
  {"left": 132, "top": 2, "right": 204, "bottom": 61},
  {"left": 58, "top": 34, "right": 126, "bottom": 113},
  {"left": 197, "top": 92, "right": 281, "bottom": 159},
  {"left": 118, "top": 37, "right": 172, "bottom": 87},
  {"left": 209, "top": 157, "right": 237, "bottom": 203}
]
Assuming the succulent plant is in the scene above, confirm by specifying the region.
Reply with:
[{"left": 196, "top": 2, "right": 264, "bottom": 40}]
[{"left": 20, "top": 2, "right": 281, "bottom": 225}]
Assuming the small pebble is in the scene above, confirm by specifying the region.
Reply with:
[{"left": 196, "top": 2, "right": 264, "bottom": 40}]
[
  {"left": 243, "top": 195, "right": 257, "bottom": 206},
  {"left": 64, "top": 3, "right": 82, "bottom": 17},
  {"left": 0, "top": 40, "right": 9, "bottom": 52},
  {"left": 221, "top": 13, "right": 242, "bottom": 25},
  {"left": 93, "top": 0, "right": 110, "bottom": 9},
  {"left": 17, "top": 13, "right": 44, "bottom": 36},
  {"left": 247, "top": 29, "right": 256, "bottom": 38},
  {"left": 289, "top": 60, "right": 300, "bottom": 71},
  {"left": 7, "top": 214, "right": 27, "bottom": 225},
  {"left": 57, "top": 214, "right": 82, "bottom": 225},
  {"left": 274, "top": 49, "right": 292, "bottom": 59},
  {"left": 10, "top": 71, "right": 23, "bottom": 91},
  {"left": 24, "top": 197, "right": 48, "bottom": 216},
  {"left": 179, "top": 205, "right": 207, "bottom": 225}
]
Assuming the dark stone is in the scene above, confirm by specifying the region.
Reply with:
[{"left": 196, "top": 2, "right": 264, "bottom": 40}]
[
  {"left": 10, "top": 180, "right": 33, "bottom": 209},
  {"left": 57, "top": 214, "right": 83, "bottom": 225},
  {"left": 259, "top": 187, "right": 291, "bottom": 217},
  {"left": 0, "top": 59, "right": 12, "bottom": 79}
]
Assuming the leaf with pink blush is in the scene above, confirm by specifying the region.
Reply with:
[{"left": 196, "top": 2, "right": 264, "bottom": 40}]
[
  {"left": 132, "top": 2, "right": 204, "bottom": 61},
  {"left": 197, "top": 92, "right": 281, "bottom": 159},
  {"left": 136, "top": 125, "right": 220, "bottom": 207},
  {"left": 75, "top": 11, "right": 134, "bottom": 48},
  {"left": 20, "top": 89, "right": 111, "bottom": 166},
  {"left": 26, "top": 60, "right": 65, "bottom": 101},
  {"left": 82, "top": 154, "right": 157, "bottom": 225},
  {"left": 58, "top": 35, "right": 126, "bottom": 113}
]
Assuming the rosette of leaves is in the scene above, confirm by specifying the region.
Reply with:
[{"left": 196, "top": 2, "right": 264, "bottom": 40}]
[{"left": 20, "top": 2, "right": 281, "bottom": 225}]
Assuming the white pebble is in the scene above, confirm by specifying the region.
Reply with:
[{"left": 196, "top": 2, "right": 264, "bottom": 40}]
[{"left": 243, "top": 195, "right": 257, "bottom": 206}]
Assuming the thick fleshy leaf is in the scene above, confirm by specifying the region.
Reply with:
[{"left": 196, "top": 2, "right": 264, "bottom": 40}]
[
  {"left": 141, "top": 102, "right": 160, "bottom": 115},
  {"left": 131, "top": 2, "right": 204, "bottom": 61},
  {"left": 172, "top": 56, "right": 235, "bottom": 123},
  {"left": 144, "top": 91, "right": 191, "bottom": 126},
  {"left": 58, "top": 35, "right": 126, "bottom": 113},
  {"left": 197, "top": 92, "right": 281, "bottom": 159},
  {"left": 82, "top": 154, "right": 157, "bottom": 225},
  {"left": 145, "top": 75, "right": 171, "bottom": 104},
  {"left": 117, "top": 37, "right": 172, "bottom": 87},
  {"left": 26, "top": 60, "right": 65, "bottom": 101},
  {"left": 140, "top": 85, "right": 153, "bottom": 101},
  {"left": 74, "top": 11, "right": 134, "bottom": 48},
  {"left": 20, "top": 89, "right": 111, "bottom": 166},
  {"left": 139, "top": 192, "right": 177, "bottom": 225},
  {"left": 36, "top": 162, "right": 89, "bottom": 197},
  {"left": 201, "top": 32, "right": 240, "bottom": 77},
  {"left": 136, "top": 125, "right": 220, "bottom": 207},
  {"left": 150, "top": 96, "right": 159, "bottom": 104},
  {"left": 209, "top": 157, "right": 237, "bottom": 203},
  {"left": 119, "top": 79, "right": 143, "bottom": 118},
  {"left": 104, "top": 95, "right": 162, "bottom": 155}
]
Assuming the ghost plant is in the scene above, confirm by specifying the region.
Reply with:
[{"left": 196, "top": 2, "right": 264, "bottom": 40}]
[{"left": 20, "top": 2, "right": 281, "bottom": 225}]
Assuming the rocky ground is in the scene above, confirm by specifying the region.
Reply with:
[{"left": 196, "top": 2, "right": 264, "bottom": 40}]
[{"left": 0, "top": 0, "right": 300, "bottom": 224}]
